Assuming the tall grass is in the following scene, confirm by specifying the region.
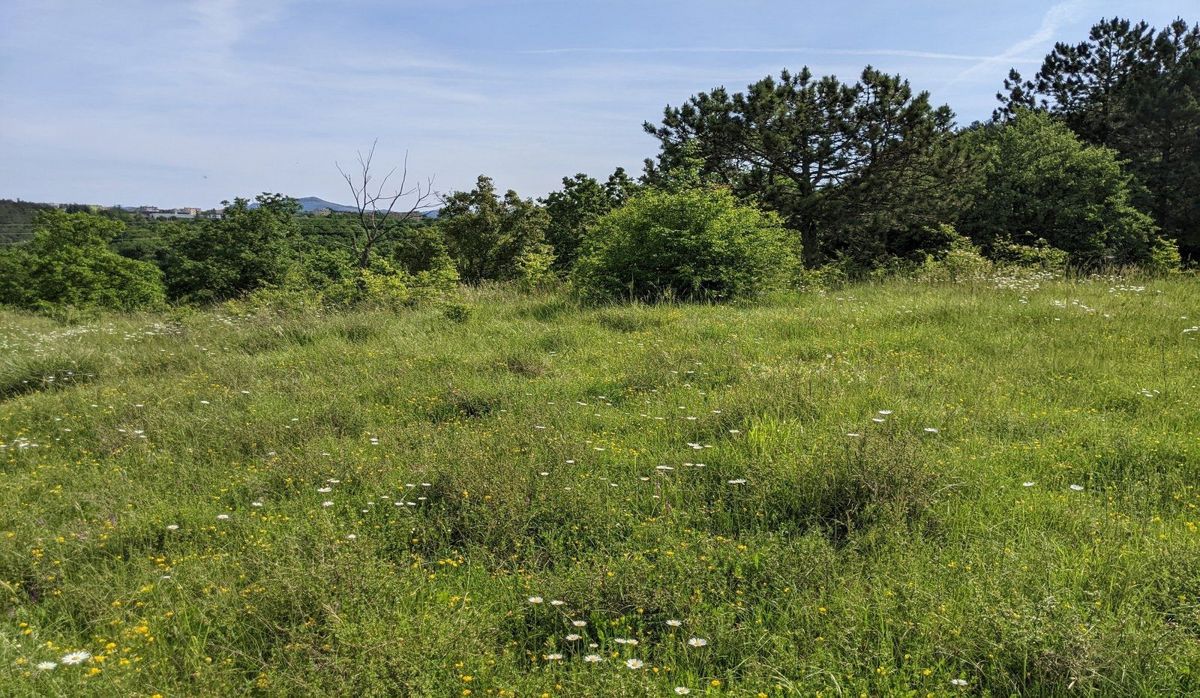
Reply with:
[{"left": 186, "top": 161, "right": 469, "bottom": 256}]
[{"left": 1, "top": 275, "right": 1198, "bottom": 695}]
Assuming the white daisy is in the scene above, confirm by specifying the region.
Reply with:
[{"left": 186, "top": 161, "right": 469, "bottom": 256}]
[
  {"left": 565, "top": 634, "right": 582, "bottom": 641},
  {"left": 60, "top": 651, "right": 91, "bottom": 665},
  {"left": 687, "top": 637, "right": 708, "bottom": 647},
  {"left": 36, "top": 661, "right": 57, "bottom": 671},
  {"left": 665, "top": 619, "right": 683, "bottom": 627},
  {"left": 528, "top": 596, "right": 543, "bottom": 604},
  {"left": 583, "top": 654, "right": 603, "bottom": 663},
  {"left": 674, "top": 688, "right": 691, "bottom": 695},
  {"left": 625, "top": 658, "right": 644, "bottom": 669},
  {"left": 1070, "top": 484, "right": 1084, "bottom": 491},
  {"left": 572, "top": 620, "right": 587, "bottom": 627},
  {"left": 216, "top": 514, "right": 230, "bottom": 520}
]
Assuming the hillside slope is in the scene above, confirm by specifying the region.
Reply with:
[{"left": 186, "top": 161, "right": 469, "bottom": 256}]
[{"left": 2, "top": 277, "right": 1199, "bottom": 694}]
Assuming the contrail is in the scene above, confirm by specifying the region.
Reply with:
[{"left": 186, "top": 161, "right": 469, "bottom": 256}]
[
  {"left": 518, "top": 46, "right": 1042, "bottom": 64},
  {"left": 946, "top": 0, "right": 1091, "bottom": 86}
]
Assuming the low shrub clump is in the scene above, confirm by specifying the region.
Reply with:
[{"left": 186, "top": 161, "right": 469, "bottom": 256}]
[
  {"left": 990, "top": 234, "right": 1070, "bottom": 273},
  {"left": 570, "top": 187, "right": 800, "bottom": 302},
  {"left": 226, "top": 257, "right": 459, "bottom": 316},
  {"left": 914, "top": 225, "right": 993, "bottom": 283}
]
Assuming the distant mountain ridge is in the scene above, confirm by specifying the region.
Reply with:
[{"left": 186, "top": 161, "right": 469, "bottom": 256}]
[
  {"left": 0, "top": 196, "right": 442, "bottom": 219},
  {"left": 294, "top": 197, "right": 358, "bottom": 213},
  {"left": 245, "top": 197, "right": 357, "bottom": 213},
  {"left": 264, "top": 197, "right": 440, "bottom": 217}
]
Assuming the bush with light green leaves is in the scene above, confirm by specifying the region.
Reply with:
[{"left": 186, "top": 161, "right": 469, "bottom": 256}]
[{"left": 571, "top": 187, "right": 799, "bottom": 302}]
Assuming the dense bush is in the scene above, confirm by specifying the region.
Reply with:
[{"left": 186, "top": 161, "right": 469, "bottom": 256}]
[
  {"left": 0, "top": 247, "right": 27, "bottom": 306},
  {"left": 229, "top": 255, "right": 459, "bottom": 315},
  {"left": 989, "top": 235, "right": 1069, "bottom": 272},
  {"left": 570, "top": 187, "right": 799, "bottom": 301},
  {"left": 0, "top": 210, "right": 164, "bottom": 311},
  {"left": 541, "top": 169, "right": 638, "bottom": 272},
  {"left": 914, "top": 226, "right": 992, "bottom": 283},
  {"left": 958, "top": 111, "right": 1174, "bottom": 269},
  {"left": 438, "top": 176, "right": 554, "bottom": 284},
  {"left": 161, "top": 194, "right": 300, "bottom": 303},
  {"left": 387, "top": 222, "right": 459, "bottom": 277}
]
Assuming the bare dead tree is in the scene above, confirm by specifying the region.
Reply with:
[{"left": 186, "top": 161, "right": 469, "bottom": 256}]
[{"left": 337, "top": 140, "right": 436, "bottom": 269}]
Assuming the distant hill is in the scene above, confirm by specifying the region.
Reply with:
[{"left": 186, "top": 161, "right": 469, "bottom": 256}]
[
  {"left": 295, "top": 197, "right": 358, "bottom": 213},
  {"left": 247, "top": 197, "right": 358, "bottom": 213},
  {"left": 275, "top": 197, "right": 437, "bottom": 217}
]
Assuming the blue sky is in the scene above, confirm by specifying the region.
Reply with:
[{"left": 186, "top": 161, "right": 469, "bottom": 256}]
[{"left": 0, "top": 0, "right": 1195, "bottom": 208}]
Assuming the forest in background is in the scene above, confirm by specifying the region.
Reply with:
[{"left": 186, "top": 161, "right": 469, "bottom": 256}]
[{"left": 1, "top": 16, "right": 1197, "bottom": 313}]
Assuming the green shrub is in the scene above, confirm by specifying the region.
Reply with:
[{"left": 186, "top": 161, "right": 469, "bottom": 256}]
[
  {"left": 1145, "top": 237, "right": 1183, "bottom": 275},
  {"left": 990, "top": 235, "right": 1069, "bottom": 273},
  {"left": 338, "top": 261, "right": 417, "bottom": 309},
  {"left": 0, "top": 210, "right": 164, "bottom": 312},
  {"left": 410, "top": 263, "right": 461, "bottom": 302},
  {"left": 228, "top": 256, "right": 458, "bottom": 316},
  {"left": 958, "top": 111, "right": 1168, "bottom": 269},
  {"left": 513, "top": 244, "right": 558, "bottom": 293},
  {"left": 915, "top": 226, "right": 992, "bottom": 283},
  {"left": 439, "top": 176, "right": 552, "bottom": 284},
  {"left": 570, "top": 187, "right": 799, "bottom": 302},
  {"left": 541, "top": 168, "right": 638, "bottom": 272},
  {"left": 161, "top": 194, "right": 299, "bottom": 303},
  {"left": 442, "top": 302, "right": 472, "bottom": 323},
  {"left": 0, "top": 246, "right": 30, "bottom": 307}
]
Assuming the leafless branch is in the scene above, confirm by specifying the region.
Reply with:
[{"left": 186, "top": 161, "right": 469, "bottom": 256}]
[{"left": 337, "top": 140, "right": 436, "bottom": 268}]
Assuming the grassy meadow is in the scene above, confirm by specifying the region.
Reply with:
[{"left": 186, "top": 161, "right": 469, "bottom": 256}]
[{"left": 2, "top": 275, "right": 1200, "bottom": 696}]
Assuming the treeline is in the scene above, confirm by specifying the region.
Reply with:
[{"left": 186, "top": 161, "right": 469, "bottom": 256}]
[{"left": 1, "top": 16, "right": 1195, "bottom": 313}]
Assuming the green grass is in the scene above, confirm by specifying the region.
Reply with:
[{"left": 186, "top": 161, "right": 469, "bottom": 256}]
[{"left": 2, "top": 276, "right": 1199, "bottom": 696}]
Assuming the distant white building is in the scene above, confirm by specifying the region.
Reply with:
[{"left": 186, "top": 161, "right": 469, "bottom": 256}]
[{"left": 147, "top": 209, "right": 197, "bottom": 220}]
